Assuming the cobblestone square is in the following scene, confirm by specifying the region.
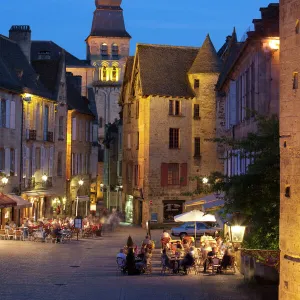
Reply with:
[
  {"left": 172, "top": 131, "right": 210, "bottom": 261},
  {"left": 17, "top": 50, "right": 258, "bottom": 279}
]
[{"left": 0, "top": 226, "right": 277, "bottom": 300}]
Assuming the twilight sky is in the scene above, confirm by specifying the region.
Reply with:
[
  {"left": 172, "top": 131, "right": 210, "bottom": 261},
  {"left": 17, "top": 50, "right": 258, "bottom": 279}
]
[{"left": 0, "top": 0, "right": 279, "bottom": 59}]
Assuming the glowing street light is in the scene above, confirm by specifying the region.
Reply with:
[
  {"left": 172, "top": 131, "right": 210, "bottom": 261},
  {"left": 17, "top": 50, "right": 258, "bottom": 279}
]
[
  {"left": 78, "top": 179, "right": 84, "bottom": 186},
  {"left": 1, "top": 177, "right": 8, "bottom": 185},
  {"left": 202, "top": 177, "right": 209, "bottom": 184},
  {"left": 42, "top": 174, "right": 48, "bottom": 182}
]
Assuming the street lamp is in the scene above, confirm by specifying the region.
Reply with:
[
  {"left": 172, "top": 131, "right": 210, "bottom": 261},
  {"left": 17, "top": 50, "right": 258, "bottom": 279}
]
[
  {"left": 202, "top": 177, "right": 209, "bottom": 184},
  {"left": 1, "top": 176, "right": 8, "bottom": 185},
  {"left": 115, "top": 185, "right": 123, "bottom": 212},
  {"left": 76, "top": 180, "right": 84, "bottom": 216},
  {"left": 224, "top": 222, "right": 246, "bottom": 250},
  {"left": 42, "top": 174, "right": 48, "bottom": 182}
]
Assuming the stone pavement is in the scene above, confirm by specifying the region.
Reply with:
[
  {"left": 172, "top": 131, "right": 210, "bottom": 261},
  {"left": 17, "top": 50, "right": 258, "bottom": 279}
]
[{"left": 0, "top": 225, "right": 277, "bottom": 300}]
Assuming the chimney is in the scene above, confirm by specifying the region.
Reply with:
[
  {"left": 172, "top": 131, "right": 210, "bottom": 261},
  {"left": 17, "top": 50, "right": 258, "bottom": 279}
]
[{"left": 9, "top": 25, "right": 31, "bottom": 62}]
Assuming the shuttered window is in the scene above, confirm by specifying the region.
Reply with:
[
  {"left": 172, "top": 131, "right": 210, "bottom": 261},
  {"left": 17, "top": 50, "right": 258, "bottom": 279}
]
[
  {"left": 57, "top": 152, "right": 62, "bottom": 176},
  {"left": 180, "top": 163, "right": 188, "bottom": 186},
  {"left": 161, "top": 163, "right": 187, "bottom": 186},
  {"left": 194, "top": 104, "right": 200, "bottom": 118},
  {"left": 194, "top": 138, "right": 201, "bottom": 157},
  {"left": 167, "top": 163, "right": 179, "bottom": 185},
  {"left": 10, "top": 149, "right": 15, "bottom": 175}
]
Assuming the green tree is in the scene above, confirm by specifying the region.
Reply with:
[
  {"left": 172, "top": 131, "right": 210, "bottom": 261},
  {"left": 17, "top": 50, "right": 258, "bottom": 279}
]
[{"left": 209, "top": 115, "right": 279, "bottom": 250}]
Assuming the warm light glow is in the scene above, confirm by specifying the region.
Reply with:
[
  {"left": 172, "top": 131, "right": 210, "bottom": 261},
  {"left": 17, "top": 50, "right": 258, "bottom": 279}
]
[
  {"left": 230, "top": 225, "right": 246, "bottom": 243},
  {"left": 62, "top": 197, "right": 66, "bottom": 204},
  {"left": 202, "top": 177, "right": 209, "bottom": 184},
  {"left": 263, "top": 38, "right": 280, "bottom": 52},
  {"left": 100, "top": 183, "right": 104, "bottom": 188},
  {"left": 268, "top": 39, "right": 280, "bottom": 50},
  {"left": 42, "top": 174, "right": 48, "bottom": 182},
  {"left": 1, "top": 177, "right": 8, "bottom": 185},
  {"left": 90, "top": 203, "right": 97, "bottom": 211},
  {"left": 23, "top": 93, "right": 32, "bottom": 102},
  {"left": 79, "top": 179, "right": 84, "bottom": 186}
]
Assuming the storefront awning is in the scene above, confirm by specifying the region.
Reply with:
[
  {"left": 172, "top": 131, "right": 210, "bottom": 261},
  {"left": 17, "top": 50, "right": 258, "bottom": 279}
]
[
  {"left": 7, "top": 194, "right": 32, "bottom": 208},
  {"left": 0, "top": 193, "right": 17, "bottom": 208},
  {"left": 185, "top": 193, "right": 225, "bottom": 211}
]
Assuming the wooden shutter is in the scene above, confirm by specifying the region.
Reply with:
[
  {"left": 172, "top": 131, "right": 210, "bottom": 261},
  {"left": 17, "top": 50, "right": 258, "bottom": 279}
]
[
  {"left": 72, "top": 118, "right": 77, "bottom": 141},
  {"left": 4, "top": 148, "right": 10, "bottom": 175},
  {"left": 10, "top": 101, "right": 15, "bottom": 129},
  {"left": 180, "top": 163, "right": 188, "bottom": 186},
  {"left": 41, "top": 146, "right": 45, "bottom": 174},
  {"left": 5, "top": 100, "right": 10, "bottom": 128},
  {"left": 161, "top": 163, "right": 168, "bottom": 187}
]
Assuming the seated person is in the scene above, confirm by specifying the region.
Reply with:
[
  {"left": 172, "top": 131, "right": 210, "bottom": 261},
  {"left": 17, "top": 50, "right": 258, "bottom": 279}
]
[
  {"left": 161, "top": 230, "right": 171, "bottom": 239},
  {"left": 182, "top": 235, "right": 194, "bottom": 245},
  {"left": 219, "top": 249, "right": 233, "bottom": 272},
  {"left": 52, "top": 225, "right": 62, "bottom": 243},
  {"left": 142, "top": 235, "right": 151, "bottom": 247},
  {"left": 117, "top": 248, "right": 126, "bottom": 261},
  {"left": 4, "top": 222, "right": 10, "bottom": 230},
  {"left": 180, "top": 248, "right": 195, "bottom": 274},
  {"left": 126, "top": 248, "right": 141, "bottom": 275},
  {"left": 161, "top": 249, "right": 174, "bottom": 270},
  {"left": 203, "top": 247, "right": 218, "bottom": 273},
  {"left": 182, "top": 239, "right": 190, "bottom": 252}
]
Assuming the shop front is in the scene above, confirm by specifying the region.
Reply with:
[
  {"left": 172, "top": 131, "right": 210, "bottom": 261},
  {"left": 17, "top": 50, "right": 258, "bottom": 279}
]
[{"left": 163, "top": 200, "right": 184, "bottom": 223}]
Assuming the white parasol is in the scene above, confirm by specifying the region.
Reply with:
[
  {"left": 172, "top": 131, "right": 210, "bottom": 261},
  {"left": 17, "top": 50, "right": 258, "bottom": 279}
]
[{"left": 174, "top": 210, "right": 205, "bottom": 240}]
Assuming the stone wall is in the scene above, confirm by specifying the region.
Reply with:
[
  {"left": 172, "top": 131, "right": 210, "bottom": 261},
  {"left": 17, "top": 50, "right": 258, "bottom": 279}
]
[{"left": 280, "top": 0, "right": 300, "bottom": 299}]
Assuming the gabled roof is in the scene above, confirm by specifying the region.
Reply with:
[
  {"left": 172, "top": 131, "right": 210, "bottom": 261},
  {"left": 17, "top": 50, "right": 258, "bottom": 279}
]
[
  {"left": 0, "top": 34, "right": 53, "bottom": 99},
  {"left": 137, "top": 44, "right": 198, "bottom": 98},
  {"left": 123, "top": 56, "right": 134, "bottom": 85},
  {"left": 189, "top": 35, "right": 222, "bottom": 74},
  {"left": 31, "top": 41, "right": 91, "bottom": 67}
]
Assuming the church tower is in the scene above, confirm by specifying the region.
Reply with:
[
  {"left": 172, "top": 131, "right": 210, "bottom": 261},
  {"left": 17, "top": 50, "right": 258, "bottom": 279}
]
[{"left": 86, "top": 0, "right": 131, "bottom": 141}]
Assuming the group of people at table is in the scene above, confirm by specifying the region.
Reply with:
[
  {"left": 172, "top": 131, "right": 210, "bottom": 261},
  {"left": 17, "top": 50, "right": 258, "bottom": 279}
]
[
  {"left": 2, "top": 215, "right": 103, "bottom": 242},
  {"left": 117, "top": 230, "right": 235, "bottom": 276}
]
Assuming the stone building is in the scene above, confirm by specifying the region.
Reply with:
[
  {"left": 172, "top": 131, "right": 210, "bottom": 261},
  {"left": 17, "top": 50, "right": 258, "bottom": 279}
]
[
  {"left": 279, "top": 0, "right": 300, "bottom": 298},
  {"left": 216, "top": 4, "right": 279, "bottom": 176},
  {"left": 120, "top": 37, "right": 222, "bottom": 225}
]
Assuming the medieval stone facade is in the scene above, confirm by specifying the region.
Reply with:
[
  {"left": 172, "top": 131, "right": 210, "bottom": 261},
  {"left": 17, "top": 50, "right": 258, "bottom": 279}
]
[
  {"left": 121, "top": 37, "right": 222, "bottom": 225},
  {"left": 279, "top": 0, "right": 300, "bottom": 299}
]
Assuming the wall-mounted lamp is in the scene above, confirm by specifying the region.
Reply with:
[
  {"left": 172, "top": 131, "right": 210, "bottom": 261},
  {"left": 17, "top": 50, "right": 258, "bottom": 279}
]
[
  {"left": 42, "top": 174, "right": 48, "bottom": 182},
  {"left": 23, "top": 93, "right": 32, "bottom": 103}
]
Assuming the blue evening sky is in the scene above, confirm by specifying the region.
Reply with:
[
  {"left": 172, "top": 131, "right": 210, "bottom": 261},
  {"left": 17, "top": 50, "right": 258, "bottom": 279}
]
[{"left": 0, "top": 0, "right": 279, "bottom": 59}]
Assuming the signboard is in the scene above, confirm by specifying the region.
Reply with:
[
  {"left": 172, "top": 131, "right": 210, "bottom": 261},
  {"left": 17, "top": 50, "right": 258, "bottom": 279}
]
[
  {"left": 149, "top": 200, "right": 153, "bottom": 206},
  {"left": 74, "top": 217, "right": 82, "bottom": 229}
]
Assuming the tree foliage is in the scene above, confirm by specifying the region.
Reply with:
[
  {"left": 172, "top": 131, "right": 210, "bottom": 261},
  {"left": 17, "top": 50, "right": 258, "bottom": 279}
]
[{"left": 209, "top": 115, "right": 280, "bottom": 250}]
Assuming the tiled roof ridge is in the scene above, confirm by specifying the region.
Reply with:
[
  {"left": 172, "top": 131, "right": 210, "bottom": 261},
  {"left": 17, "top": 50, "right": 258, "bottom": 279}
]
[{"left": 137, "top": 43, "right": 199, "bottom": 50}]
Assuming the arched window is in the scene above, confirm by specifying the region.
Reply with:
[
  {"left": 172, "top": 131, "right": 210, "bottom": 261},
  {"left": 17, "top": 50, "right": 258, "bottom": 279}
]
[
  {"left": 101, "top": 43, "right": 108, "bottom": 56},
  {"left": 112, "top": 43, "right": 119, "bottom": 56},
  {"left": 112, "top": 66, "right": 117, "bottom": 81},
  {"left": 102, "top": 66, "right": 107, "bottom": 81}
]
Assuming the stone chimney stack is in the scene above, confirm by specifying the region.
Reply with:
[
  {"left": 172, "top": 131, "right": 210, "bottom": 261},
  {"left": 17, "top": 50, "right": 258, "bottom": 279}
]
[{"left": 9, "top": 25, "right": 31, "bottom": 62}]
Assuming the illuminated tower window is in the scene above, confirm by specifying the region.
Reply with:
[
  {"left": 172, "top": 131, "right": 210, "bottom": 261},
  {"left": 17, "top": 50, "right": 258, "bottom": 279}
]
[
  {"left": 296, "top": 19, "right": 300, "bottom": 34},
  {"left": 102, "top": 66, "right": 107, "bottom": 81},
  {"left": 293, "top": 72, "right": 299, "bottom": 89},
  {"left": 112, "top": 66, "right": 117, "bottom": 81}
]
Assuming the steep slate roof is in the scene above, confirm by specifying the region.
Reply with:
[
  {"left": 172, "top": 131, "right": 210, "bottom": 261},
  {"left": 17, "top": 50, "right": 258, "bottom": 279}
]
[
  {"left": 31, "top": 59, "right": 62, "bottom": 100},
  {"left": 123, "top": 56, "right": 134, "bottom": 84},
  {"left": 189, "top": 35, "right": 222, "bottom": 74},
  {"left": 137, "top": 44, "right": 198, "bottom": 98},
  {"left": 0, "top": 34, "right": 53, "bottom": 98},
  {"left": 89, "top": 0, "right": 131, "bottom": 38},
  {"left": 66, "top": 76, "right": 94, "bottom": 116},
  {"left": 31, "top": 41, "right": 91, "bottom": 67}
]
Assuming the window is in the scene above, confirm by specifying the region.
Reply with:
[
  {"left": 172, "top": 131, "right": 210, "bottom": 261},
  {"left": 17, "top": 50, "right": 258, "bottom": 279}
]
[
  {"left": 296, "top": 20, "right": 300, "bottom": 34},
  {"left": 10, "top": 149, "right": 15, "bottom": 175},
  {"left": 57, "top": 152, "right": 62, "bottom": 176},
  {"left": 38, "top": 51, "right": 51, "bottom": 60},
  {"left": 136, "top": 132, "right": 139, "bottom": 150},
  {"left": 126, "top": 164, "right": 132, "bottom": 183},
  {"left": 167, "top": 163, "right": 179, "bottom": 185},
  {"left": 169, "top": 128, "right": 179, "bottom": 149},
  {"left": 112, "top": 66, "right": 117, "bottom": 81},
  {"left": 134, "top": 165, "right": 139, "bottom": 186},
  {"left": 101, "top": 43, "right": 108, "bottom": 56},
  {"left": 0, "top": 148, "right": 4, "bottom": 172},
  {"left": 43, "top": 105, "right": 49, "bottom": 141},
  {"left": 127, "top": 104, "right": 131, "bottom": 123},
  {"left": 112, "top": 43, "right": 119, "bottom": 56},
  {"left": 293, "top": 72, "right": 298, "bottom": 89},
  {"left": 71, "top": 153, "right": 75, "bottom": 176},
  {"left": 102, "top": 66, "right": 107, "bottom": 81},
  {"left": 99, "top": 117, "right": 103, "bottom": 128},
  {"left": 169, "top": 100, "right": 181, "bottom": 116},
  {"left": 79, "top": 120, "right": 83, "bottom": 142},
  {"left": 85, "top": 121, "right": 89, "bottom": 141},
  {"left": 194, "top": 79, "right": 200, "bottom": 89},
  {"left": 0, "top": 99, "right": 6, "bottom": 128},
  {"left": 194, "top": 104, "right": 200, "bottom": 119},
  {"left": 36, "top": 147, "right": 41, "bottom": 170},
  {"left": 194, "top": 137, "right": 201, "bottom": 157},
  {"left": 58, "top": 116, "right": 64, "bottom": 139},
  {"left": 72, "top": 117, "right": 77, "bottom": 140},
  {"left": 136, "top": 100, "right": 139, "bottom": 119}
]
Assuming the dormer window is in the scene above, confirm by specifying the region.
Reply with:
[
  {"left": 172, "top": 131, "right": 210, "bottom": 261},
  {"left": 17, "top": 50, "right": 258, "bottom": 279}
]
[
  {"left": 194, "top": 79, "right": 200, "bottom": 89},
  {"left": 112, "top": 43, "right": 119, "bottom": 57},
  {"left": 38, "top": 51, "right": 51, "bottom": 60},
  {"left": 101, "top": 43, "right": 108, "bottom": 56}
]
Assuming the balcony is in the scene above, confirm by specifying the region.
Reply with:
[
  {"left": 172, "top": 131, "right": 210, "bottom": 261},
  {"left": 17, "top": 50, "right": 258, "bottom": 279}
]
[
  {"left": 47, "top": 132, "right": 54, "bottom": 142},
  {"left": 23, "top": 177, "right": 53, "bottom": 190}
]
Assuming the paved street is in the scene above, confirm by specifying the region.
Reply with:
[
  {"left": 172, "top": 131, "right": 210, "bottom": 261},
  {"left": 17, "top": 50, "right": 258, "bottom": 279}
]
[{"left": 0, "top": 225, "right": 276, "bottom": 300}]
